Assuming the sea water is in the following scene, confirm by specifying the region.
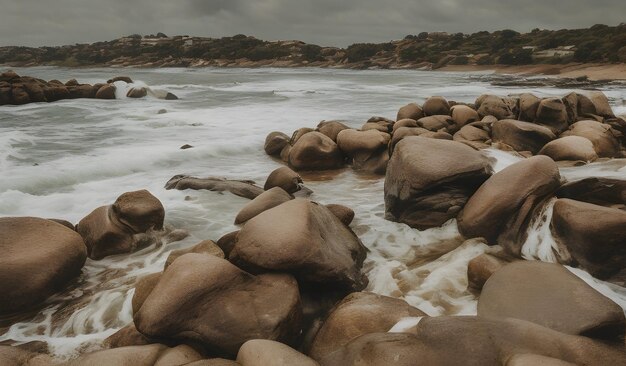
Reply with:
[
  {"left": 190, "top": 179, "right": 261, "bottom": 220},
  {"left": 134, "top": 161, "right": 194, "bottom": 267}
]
[{"left": 1, "top": 67, "right": 625, "bottom": 358}]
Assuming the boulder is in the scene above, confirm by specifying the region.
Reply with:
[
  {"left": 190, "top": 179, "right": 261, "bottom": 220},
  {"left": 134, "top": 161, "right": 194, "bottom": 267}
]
[
  {"left": 104, "top": 323, "right": 152, "bottom": 348},
  {"left": 264, "top": 167, "right": 302, "bottom": 194},
  {"left": 77, "top": 190, "right": 164, "bottom": 260},
  {"left": 467, "top": 253, "right": 507, "bottom": 291},
  {"left": 361, "top": 120, "right": 392, "bottom": 133},
  {"left": 10, "top": 84, "right": 30, "bottom": 104},
  {"left": 384, "top": 137, "right": 492, "bottom": 230},
  {"left": 216, "top": 231, "right": 239, "bottom": 257},
  {"left": 535, "top": 97, "right": 569, "bottom": 134},
  {"left": 325, "top": 204, "right": 355, "bottom": 226},
  {"left": 230, "top": 199, "right": 368, "bottom": 291},
  {"left": 234, "top": 187, "right": 292, "bottom": 224},
  {"left": 476, "top": 94, "right": 515, "bottom": 120},
  {"left": 309, "top": 292, "right": 426, "bottom": 360},
  {"left": 336, "top": 129, "right": 390, "bottom": 174},
  {"left": 583, "top": 91, "right": 614, "bottom": 118},
  {"left": 126, "top": 87, "right": 147, "bottom": 98},
  {"left": 562, "top": 92, "right": 578, "bottom": 123},
  {"left": 264, "top": 132, "right": 290, "bottom": 156},
  {"left": 551, "top": 199, "right": 626, "bottom": 278},
  {"left": 237, "top": 340, "right": 319, "bottom": 366},
  {"left": 457, "top": 156, "right": 561, "bottom": 253},
  {"left": 134, "top": 254, "right": 302, "bottom": 356},
  {"left": 561, "top": 120, "right": 620, "bottom": 158},
  {"left": 391, "top": 118, "right": 418, "bottom": 133},
  {"left": 491, "top": 119, "right": 556, "bottom": 154},
  {"left": 478, "top": 261, "right": 625, "bottom": 340},
  {"left": 165, "top": 240, "right": 225, "bottom": 269},
  {"left": 63, "top": 344, "right": 203, "bottom": 366},
  {"left": 417, "top": 115, "right": 456, "bottom": 133},
  {"left": 68, "top": 84, "right": 96, "bottom": 99},
  {"left": 132, "top": 273, "right": 162, "bottom": 315},
  {"left": 319, "top": 317, "right": 626, "bottom": 366},
  {"left": 288, "top": 132, "right": 345, "bottom": 171},
  {"left": 95, "top": 84, "right": 116, "bottom": 99},
  {"left": 185, "top": 360, "right": 240, "bottom": 366},
  {"left": 422, "top": 96, "right": 450, "bottom": 116},
  {"left": 388, "top": 127, "right": 430, "bottom": 153},
  {"left": 165, "top": 175, "right": 264, "bottom": 199},
  {"left": 0, "top": 345, "right": 54, "bottom": 366},
  {"left": 0, "top": 217, "right": 87, "bottom": 315},
  {"left": 107, "top": 76, "right": 134, "bottom": 84},
  {"left": 538, "top": 136, "right": 598, "bottom": 162},
  {"left": 518, "top": 93, "right": 541, "bottom": 122},
  {"left": 0, "top": 82, "right": 11, "bottom": 105},
  {"left": 396, "top": 103, "right": 424, "bottom": 121},
  {"left": 316, "top": 121, "right": 351, "bottom": 142},
  {"left": 453, "top": 125, "right": 490, "bottom": 149},
  {"left": 22, "top": 79, "right": 46, "bottom": 103},
  {"left": 450, "top": 105, "right": 479, "bottom": 129},
  {"left": 556, "top": 177, "right": 626, "bottom": 209}
]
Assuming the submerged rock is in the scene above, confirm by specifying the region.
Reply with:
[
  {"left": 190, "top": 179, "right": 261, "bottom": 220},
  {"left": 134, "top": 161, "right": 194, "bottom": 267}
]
[
  {"left": 384, "top": 136, "right": 492, "bottom": 230},
  {"left": 0, "top": 217, "right": 87, "bottom": 315},
  {"left": 165, "top": 175, "right": 264, "bottom": 199}
]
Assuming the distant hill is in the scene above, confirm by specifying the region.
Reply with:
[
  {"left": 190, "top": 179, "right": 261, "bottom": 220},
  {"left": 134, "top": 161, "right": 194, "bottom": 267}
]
[{"left": 1, "top": 24, "right": 625, "bottom": 69}]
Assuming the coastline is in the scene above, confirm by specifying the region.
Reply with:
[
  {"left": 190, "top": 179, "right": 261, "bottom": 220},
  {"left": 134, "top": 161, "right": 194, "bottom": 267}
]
[{"left": 439, "top": 63, "right": 626, "bottom": 81}]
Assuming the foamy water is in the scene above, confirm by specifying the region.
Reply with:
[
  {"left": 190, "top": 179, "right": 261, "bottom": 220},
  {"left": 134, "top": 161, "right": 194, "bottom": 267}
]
[{"left": 0, "top": 67, "right": 625, "bottom": 359}]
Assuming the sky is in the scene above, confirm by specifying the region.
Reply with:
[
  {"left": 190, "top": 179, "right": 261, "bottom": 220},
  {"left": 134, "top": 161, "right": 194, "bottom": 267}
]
[{"left": 1, "top": 0, "right": 624, "bottom": 47}]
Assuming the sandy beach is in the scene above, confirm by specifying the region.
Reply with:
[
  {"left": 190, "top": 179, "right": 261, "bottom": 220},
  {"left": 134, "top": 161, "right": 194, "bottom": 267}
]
[{"left": 440, "top": 63, "right": 626, "bottom": 81}]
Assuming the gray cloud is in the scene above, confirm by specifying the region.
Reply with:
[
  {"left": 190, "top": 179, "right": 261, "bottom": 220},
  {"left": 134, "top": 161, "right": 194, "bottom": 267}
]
[{"left": 0, "top": 0, "right": 624, "bottom": 47}]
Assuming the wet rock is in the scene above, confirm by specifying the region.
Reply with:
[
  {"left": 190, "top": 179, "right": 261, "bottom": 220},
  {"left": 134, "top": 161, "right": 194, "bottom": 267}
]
[
  {"left": 535, "top": 97, "right": 569, "bottom": 134},
  {"left": 134, "top": 254, "right": 302, "bottom": 356},
  {"left": 458, "top": 156, "right": 561, "bottom": 253},
  {"left": 361, "top": 120, "right": 393, "bottom": 133},
  {"left": 264, "top": 166, "right": 303, "bottom": 194},
  {"left": 561, "top": 120, "right": 620, "bottom": 158},
  {"left": 467, "top": 253, "right": 508, "bottom": 291},
  {"left": 319, "top": 317, "right": 626, "bottom": 366},
  {"left": 453, "top": 125, "right": 490, "bottom": 149},
  {"left": 0, "top": 217, "right": 87, "bottom": 315},
  {"left": 291, "top": 128, "right": 315, "bottom": 145},
  {"left": 105, "top": 323, "right": 152, "bottom": 348},
  {"left": 562, "top": 92, "right": 578, "bottom": 123},
  {"left": 10, "top": 84, "right": 30, "bottom": 104},
  {"left": 336, "top": 129, "right": 390, "bottom": 174},
  {"left": 113, "top": 190, "right": 164, "bottom": 233},
  {"left": 538, "top": 136, "right": 598, "bottom": 162},
  {"left": 476, "top": 94, "right": 515, "bottom": 120},
  {"left": 396, "top": 102, "right": 424, "bottom": 121},
  {"left": 417, "top": 115, "right": 456, "bottom": 133},
  {"left": 422, "top": 96, "right": 450, "bottom": 116},
  {"left": 237, "top": 339, "right": 319, "bottom": 366},
  {"left": 216, "top": 231, "right": 239, "bottom": 257},
  {"left": 132, "top": 273, "right": 162, "bottom": 315},
  {"left": 230, "top": 199, "right": 368, "bottom": 291},
  {"left": 551, "top": 199, "right": 626, "bottom": 279},
  {"left": 450, "top": 104, "right": 479, "bottom": 130},
  {"left": 95, "top": 83, "right": 116, "bottom": 99},
  {"left": 556, "top": 177, "right": 626, "bottom": 209},
  {"left": 391, "top": 118, "right": 419, "bottom": 133},
  {"left": 165, "top": 240, "right": 225, "bottom": 268},
  {"left": 68, "top": 84, "right": 96, "bottom": 99},
  {"left": 107, "top": 76, "right": 133, "bottom": 84},
  {"left": 316, "top": 121, "right": 351, "bottom": 142},
  {"left": 63, "top": 344, "right": 203, "bottom": 366},
  {"left": 180, "top": 144, "right": 193, "bottom": 149},
  {"left": 491, "top": 119, "right": 556, "bottom": 154},
  {"left": 518, "top": 93, "right": 541, "bottom": 121},
  {"left": 478, "top": 261, "right": 625, "bottom": 340},
  {"left": 165, "top": 175, "right": 264, "bottom": 199},
  {"left": 126, "top": 87, "right": 147, "bottom": 98},
  {"left": 288, "top": 132, "right": 345, "bottom": 171},
  {"left": 0, "top": 345, "right": 54, "bottom": 366},
  {"left": 234, "top": 187, "right": 292, "bottom": 225},
  {"left": 186, "top": 359, "right": 240, "bottom": 366},
  {"left": 65, "top": 78, "right": 79, "bottom": 86},
  {"left": 582, "top": 90, "right": 615, "bottom": 118},
  {"left": 325, "top": 204, "right": 355, "bottom": 226},
  {"left": 384, "top": 137, "right": 492, "bottom": 230},
  {"left": 388, "top": 126, "right": 429, "bottom": 153},
  {"left": 309, "top": 292, "right": 425, "bottom": 360},
  {"left": 264, "top": 132, "right": 291, "bottom": 156}
]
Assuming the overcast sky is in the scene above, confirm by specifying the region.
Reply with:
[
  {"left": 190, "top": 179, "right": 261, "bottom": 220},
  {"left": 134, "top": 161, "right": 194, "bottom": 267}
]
[{"left": 1, "top": 0, "right": 623, "bottom": 47}]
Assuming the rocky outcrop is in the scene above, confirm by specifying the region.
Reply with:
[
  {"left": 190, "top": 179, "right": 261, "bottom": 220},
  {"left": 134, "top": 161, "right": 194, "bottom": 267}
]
[
  {"left": 134, "top": 254, "right": 302, "bottom": 356},
  {"left": 384, "top": 136, "right": 492, "bottom": 230},
  {"left": 230, "top": 199, "right": 367, "bottom": 291},
  {"left": 288, "top": 132, "right": 345, "bottom": 171},
  {"left": 538, "top": 136, "right": 598, "bottom": 162},
  {"left": 491, "top": 119, "right": 556, "bottom": 154},
  {"left": 479, "top": 261, "right": 625, "bottom": 340},
  {"left": 458, "top": 156, "right": 561, "bottom": 254},
  {"left": 76, "top": 190, "right": 164, "bottom": 259},
  {"left": 551, "top": 198, "right": 626, "bottom": 278},
  {"left": 308, "top": 292, "right": 425, "bottom": 360},
  {"left": 0, "top": 217, "right": 87, "bottom": 315}
]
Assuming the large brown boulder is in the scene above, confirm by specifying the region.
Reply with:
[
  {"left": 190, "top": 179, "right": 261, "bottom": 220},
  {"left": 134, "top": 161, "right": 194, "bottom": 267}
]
[
  {"left": 391, "top": 118, "right": 419, "bottom": 133},
  {"left": 416, "top": 115, "right": 456, "bottom": 133},
  {"left": 561, "top": 120, "right": 620, "bottom": 158},
  {"left": 582, "top": 91, "right": 615, "bottom": 118},
  {"left": 264, "top": 132, "right": 290, "bottom": 156},
  {"left": 319, "top": 316, "right": 626, "bottom": 366},
  {"left": 0, "top": 217, "right": 87, "bottom": 315},
  {"left": 551, "top": 199, "right": 626, "bottom": 278},
  {"left": 453, "top": 125, "right": 490, "bottom": 149},
  {"left": 336, "top": 129, "right": 390, "bottom": 174},
  {"left": 230, "top": 199, "right": 367, "bottom": 291},
  {"left": 64, "top": 344, "right": 203, "bottom": 366},
  {"left": 309, "top": 292, "right": 426, "bottom": 360},
  {"left": 556, "top": 177, "right": 626, "bottom": 209},
  {"left": 164, "top": 240, "right": 225, "bottom": 269},
  {"left": 422, "top": 96, "right": 450, "bottom": 116},
  {"left": 396, "top": 103, "right": 424, "bottom": 121},
  {"left": 450, "top": 104, "right": 479, "bottom": 129},
  {"left": 479, "top": 261, "right": 625, "bottom": 340},
  {"left": 126, "top": 87, "right": 147, "bottom": 98},
  {"left": 234, "top": 187, "right": 292, "bottom": 224},
  {"left": 562, "top": 92, "right": 579, "bottom": 123},
  {"left": 458, "top": 156, "right": 561, "bottom": 253},
  {"left": 263, "top": 166, "right": 302, "bottom": 194},
  {"left": 68, "top": 84, "right": 96, "bottom": 99},
  {"left": 538, "top": 136, "right": 598, "bottom": 162},
  {"left": 316, "top": 121, "right": 351, "bottom": 142},
  {"left": 237, "top": 340, "right": 319, "bottom": 366},
  {"left": 288, "top": 132, "right": 344, "bottom": 171},
  {"left": 476, "top": 94, "right": 515, "bottom": 120},
  {"left": 384, "top": 137, "right": 492, "bottom": 230},
  {"left": 77, "top": 190, "right": 164, "bottom": 259},
  {"left": 491, "top": 119, "right": 556, "bottom": 154},
  {"left": 535, "top": 97, "right": 569, "bottom": 134},
  {"left": 518, "top": 93, "right": 541, "bottom": 122},
  {"left": 134, "top": 254, "right": 302, "bottom": 356},
  {"left": 95, "top": 83, "right": 116, "bottom": 99},
  {"left": 388, "top": 126, "right": 429, "bottom": 153}
]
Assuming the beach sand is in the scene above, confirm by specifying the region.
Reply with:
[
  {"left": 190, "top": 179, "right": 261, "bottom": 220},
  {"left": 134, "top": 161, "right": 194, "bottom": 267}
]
[{"left": 440, "top": 63, "right": 626, "bottom": 81}]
